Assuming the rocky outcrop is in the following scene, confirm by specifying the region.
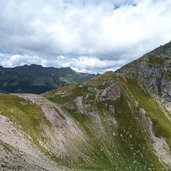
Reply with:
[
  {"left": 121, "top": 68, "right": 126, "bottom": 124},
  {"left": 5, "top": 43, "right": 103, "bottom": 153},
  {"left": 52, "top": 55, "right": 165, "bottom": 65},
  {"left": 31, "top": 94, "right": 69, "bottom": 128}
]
[
  {"left": 116, "top": 42, "right": 171, "bottom": 110},
  {"left": 98, "top": 83, "right": 120, "bottom": 101},
  {"left": 74, "top": 96, "right": 84, "bottom": 114}
]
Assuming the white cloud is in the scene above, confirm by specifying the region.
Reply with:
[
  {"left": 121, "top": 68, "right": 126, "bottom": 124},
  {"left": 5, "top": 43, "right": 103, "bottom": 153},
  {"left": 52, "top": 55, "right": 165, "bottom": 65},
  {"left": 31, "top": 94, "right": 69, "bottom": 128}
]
[
  {"left": 1, "top": 54, "right": 48, "bottom": 68},
  {"left": 0, "top": 0, "right": 171, "bottom": 72},
  {"left": 55, "top": 56, "right": 128, "bottom": 73},
  {"left": 0, "top": 54, "right": 127, "bottom": 73}
]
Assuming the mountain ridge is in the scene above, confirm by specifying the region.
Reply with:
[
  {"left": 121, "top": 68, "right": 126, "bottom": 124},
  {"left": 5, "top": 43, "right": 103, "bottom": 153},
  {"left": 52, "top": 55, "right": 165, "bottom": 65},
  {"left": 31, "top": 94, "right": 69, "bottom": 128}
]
[{"left": 0, "top": 64, "right": 95, "bottom": 94}]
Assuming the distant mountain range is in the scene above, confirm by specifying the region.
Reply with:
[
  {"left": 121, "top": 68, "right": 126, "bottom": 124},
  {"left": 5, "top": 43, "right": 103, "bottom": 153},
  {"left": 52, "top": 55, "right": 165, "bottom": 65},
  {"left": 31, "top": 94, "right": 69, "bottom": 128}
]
[{"left": 0, "top": 64, "right": 95, "bottom": 94}]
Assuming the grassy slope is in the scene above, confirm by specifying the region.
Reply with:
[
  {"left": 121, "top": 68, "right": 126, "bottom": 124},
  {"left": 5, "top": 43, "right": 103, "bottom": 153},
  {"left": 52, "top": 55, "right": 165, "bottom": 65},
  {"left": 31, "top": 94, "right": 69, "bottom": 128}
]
[
  {"left": 44, "top": 73, "right": 165, "bottom": 170},
  {"left": 0, "top": 72, "right": 169, "bottom": 170},
  {"left": 126, "top": 79, "right": 171, "bottom": 149},
  {"left": 0, "top": 94, "right": 50, "bottom": 146}
]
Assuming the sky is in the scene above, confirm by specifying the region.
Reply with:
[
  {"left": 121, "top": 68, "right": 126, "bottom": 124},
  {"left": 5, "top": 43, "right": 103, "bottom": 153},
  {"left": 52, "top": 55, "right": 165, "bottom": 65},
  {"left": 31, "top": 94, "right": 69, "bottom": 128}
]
[{"left": 0, "top": 0, "right": 171, "bottom": 73}]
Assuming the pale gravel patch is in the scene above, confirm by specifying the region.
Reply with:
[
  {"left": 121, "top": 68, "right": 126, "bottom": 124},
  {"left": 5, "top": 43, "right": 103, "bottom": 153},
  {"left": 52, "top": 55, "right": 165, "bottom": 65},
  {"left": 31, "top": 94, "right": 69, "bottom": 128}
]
[
  {"left": 0, "top": 114, "right": 63, "bottom": 171},
  {"left": 12, "top": 93, "right": 92, "bottom": 164},
  {"left": 74, "top": 96, "right": 84, "bottom": 114},
  {"left": 0, "top": 114, "right": 40, "bottom": 159},
  {"left": 140, "top": 108, "right": 171, "bottom": 169}
]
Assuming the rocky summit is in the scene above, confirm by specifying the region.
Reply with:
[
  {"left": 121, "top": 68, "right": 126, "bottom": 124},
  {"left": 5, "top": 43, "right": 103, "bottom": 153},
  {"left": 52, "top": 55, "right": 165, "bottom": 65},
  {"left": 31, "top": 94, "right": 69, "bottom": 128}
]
[{"left": 1, "top": 42, "right": 171, "bottom": 170}]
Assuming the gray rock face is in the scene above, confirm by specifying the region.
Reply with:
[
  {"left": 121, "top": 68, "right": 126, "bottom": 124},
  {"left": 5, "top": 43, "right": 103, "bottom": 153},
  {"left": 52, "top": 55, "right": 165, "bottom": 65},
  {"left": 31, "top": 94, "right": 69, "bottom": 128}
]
[
  {"left": 74, "top": 96, "right": 84, "bottom": 114},
  {"left": 98, "top": 83, "right": 120, "bottom": 101},
  {"left": 117, "top": 41, "right": 171, "bottom": 103}
]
